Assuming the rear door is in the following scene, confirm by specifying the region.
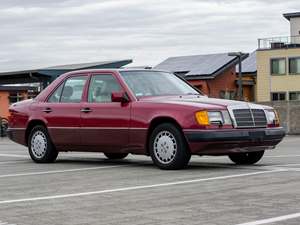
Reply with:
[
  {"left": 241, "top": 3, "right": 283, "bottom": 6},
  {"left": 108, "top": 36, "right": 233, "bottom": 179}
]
[
  {"left": 42, "top": 75, "right": 88, "bottom": 148},
  {"left": 80, "top": 73, "right": 130, "bottom": 152}
]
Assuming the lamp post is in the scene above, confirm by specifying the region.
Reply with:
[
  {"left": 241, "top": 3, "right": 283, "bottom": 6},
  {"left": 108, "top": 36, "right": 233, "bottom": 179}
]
[{"left": 228, "top": 52, "right": 248, "bottom": 101}]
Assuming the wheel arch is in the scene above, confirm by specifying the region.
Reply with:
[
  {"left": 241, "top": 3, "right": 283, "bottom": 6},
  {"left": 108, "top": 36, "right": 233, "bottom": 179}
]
[
  {"left": 146, "top": 116, "right": 189, "bottom": 155},
  {"left": 25, "top": 120, "right": 47, "bottom": 146}
]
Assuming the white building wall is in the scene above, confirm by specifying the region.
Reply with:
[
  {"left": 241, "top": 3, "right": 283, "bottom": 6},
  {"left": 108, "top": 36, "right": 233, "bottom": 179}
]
[{"left": 290, "top": 17, "right": 300, "bottom": 43}]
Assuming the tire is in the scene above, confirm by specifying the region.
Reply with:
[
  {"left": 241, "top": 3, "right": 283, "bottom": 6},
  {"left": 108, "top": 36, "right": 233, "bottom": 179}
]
[
  {"left": 149, "top": 123, "right": 191, "bottom": 170},
  {"left": 104, "top": 153, "right": 128, "bottom": 160},
  {"left": 228, "top": 151, "right": 265, "bottom": 165},
  {"left": 28, "top": 125, "right": 58, "bottom": 163}
]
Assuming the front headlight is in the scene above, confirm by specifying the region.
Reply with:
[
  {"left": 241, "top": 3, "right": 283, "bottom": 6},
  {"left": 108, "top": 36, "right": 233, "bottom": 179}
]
[
  {"left": 195, "top": 110, "right": 232, "bottom": 126},
  {"left": 265, "top": 109, "right": 280, "bottom": 126},
  {"left": 208, "top": 111, "right": 223, "bottom": 124}
]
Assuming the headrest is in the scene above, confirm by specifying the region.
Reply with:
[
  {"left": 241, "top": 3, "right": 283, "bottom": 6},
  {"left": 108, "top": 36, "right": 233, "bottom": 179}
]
[{"left": 63, "top": 86, "right": 73, "bottom": 98}]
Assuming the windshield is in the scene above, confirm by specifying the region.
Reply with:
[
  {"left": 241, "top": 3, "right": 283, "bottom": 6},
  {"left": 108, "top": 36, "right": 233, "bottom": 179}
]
[{"left": 120, "top": 71, "right": 200, "bottom": 97}]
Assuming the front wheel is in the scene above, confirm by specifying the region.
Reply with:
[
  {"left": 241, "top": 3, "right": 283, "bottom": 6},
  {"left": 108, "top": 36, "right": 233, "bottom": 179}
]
[
  {"left": 104, "top": 153, "right": 128, "bottom": 160},
  {"left": 28, "top": 125, "right": 58, "bottom": 163},
  {"left": 228, "top": 151, "right": 265, "bottom": 165},
  {"left": 149, "top": 123, "right": 191, "bottom": 170}
]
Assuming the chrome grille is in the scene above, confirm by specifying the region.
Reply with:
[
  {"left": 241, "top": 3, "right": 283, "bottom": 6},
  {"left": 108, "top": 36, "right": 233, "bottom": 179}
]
[{"left": 233, "top": 109, "right": 267, "bottom": 128}]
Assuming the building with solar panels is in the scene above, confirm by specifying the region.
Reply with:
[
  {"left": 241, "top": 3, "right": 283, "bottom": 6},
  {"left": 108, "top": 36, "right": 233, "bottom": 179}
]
[{"left": 155, "top": 53, "right": 249, "bottom": 100}]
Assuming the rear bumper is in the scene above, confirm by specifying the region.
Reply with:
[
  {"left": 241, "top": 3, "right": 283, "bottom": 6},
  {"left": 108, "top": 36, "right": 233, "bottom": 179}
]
[
  {"left": 184, "top": 127, "right": 285, "bottom": 155},
  {"left": 7, "top": 128, "right": 27, "bottom": 146}
]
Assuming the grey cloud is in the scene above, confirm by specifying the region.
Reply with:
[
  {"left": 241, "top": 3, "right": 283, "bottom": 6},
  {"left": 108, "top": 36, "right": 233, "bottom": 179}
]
[{"left": 0, "top": 0, "right": 299, "bottom": 72}]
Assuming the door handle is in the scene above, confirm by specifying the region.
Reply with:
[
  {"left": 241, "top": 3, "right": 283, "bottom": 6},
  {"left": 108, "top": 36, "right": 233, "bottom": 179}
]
[
  {"left": 42, "top": 108, "right": 52, "bottom": 113},
  {"left": 80, "top": 108, "right": 92, "bottom": 113}
]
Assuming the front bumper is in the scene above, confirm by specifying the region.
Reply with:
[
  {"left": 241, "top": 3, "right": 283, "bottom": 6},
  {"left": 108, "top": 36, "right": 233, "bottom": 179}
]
[{"left": 184, "top": 127, "right": 285, "bottom": 155}]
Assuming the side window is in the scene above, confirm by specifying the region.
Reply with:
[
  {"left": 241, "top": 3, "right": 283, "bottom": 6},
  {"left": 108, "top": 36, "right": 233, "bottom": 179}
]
[
  {"left": 289, "top": 57, "right": 300, "bottom": 75},
  {"left": 271, "top": 58, "right": 286, "bottom": 75},
  {"left": 271, "top": 92, "right": 286, "bottom": 101},
  {"left": 289, "top": 91, "right": 300, "bottom": 101},
  {"left": 88, "top": 74, "right": 121, "bottom": 103},
  {"left": 48, "top": 83, "right": 64, "bottom": 103},
  {"left": 60, "top": 76, "right": 87, "bottom": 103},
  {"left": 219, "top": 90, "right": 236, "bottom": 100}
]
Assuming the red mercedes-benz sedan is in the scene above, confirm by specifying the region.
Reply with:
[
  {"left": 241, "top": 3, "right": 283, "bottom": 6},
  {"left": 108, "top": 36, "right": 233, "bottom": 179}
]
[{"left": 7, "top": 69, "right": 285, "bottom": 169}]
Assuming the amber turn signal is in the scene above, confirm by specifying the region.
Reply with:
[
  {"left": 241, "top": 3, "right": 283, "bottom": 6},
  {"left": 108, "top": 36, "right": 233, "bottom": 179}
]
[{"left": 195, "top": 111, "right": 210, "bottom": 126}]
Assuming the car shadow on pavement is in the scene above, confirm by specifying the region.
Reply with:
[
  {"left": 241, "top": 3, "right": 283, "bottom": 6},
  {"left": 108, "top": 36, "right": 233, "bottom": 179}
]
[{"left": 54, "top": 157, "right": 272, "bottom": 171}]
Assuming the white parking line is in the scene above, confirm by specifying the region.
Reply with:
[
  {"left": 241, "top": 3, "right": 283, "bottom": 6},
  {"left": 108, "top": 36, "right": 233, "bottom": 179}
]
[
  {"left": 236, "top": 212, "right": 300, "bottom": 225},
  {"left": 0, "top": 160, "right": 27, "bottom": 165},
  {"left": 0, "top": 169, "right": 283, "bottom": 205},
  {"left": 0, "top": 165, "right": 126, "bottom": 179},
  {"left": 0, "top": 221, "right": 15, "bottom": 225},
  {"left": 0, "top": 154, "right": 28, "bottom": 158}
]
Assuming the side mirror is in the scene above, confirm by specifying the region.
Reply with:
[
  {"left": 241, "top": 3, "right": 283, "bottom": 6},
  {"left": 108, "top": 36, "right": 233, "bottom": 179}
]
[{"left": 111, "top": 91, "right": 129, "bottom": 103}]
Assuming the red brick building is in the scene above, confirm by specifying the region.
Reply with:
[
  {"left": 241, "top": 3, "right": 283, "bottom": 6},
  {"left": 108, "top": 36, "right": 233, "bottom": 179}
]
[
  {"left": 155, "top": 53, "right": 248, "bottom": 100},
  {"left": 0, "top": 86, "right": 38, "bottom": 120}
]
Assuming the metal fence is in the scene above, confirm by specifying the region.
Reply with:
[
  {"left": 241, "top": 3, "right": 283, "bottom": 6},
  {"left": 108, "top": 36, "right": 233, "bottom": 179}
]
[{"left": 258, "top": 35, "right": 300, "bottom": 50}]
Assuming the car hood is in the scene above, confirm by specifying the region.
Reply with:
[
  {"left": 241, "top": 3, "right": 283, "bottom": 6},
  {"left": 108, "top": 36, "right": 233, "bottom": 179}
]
[{"left": 139, "top": 95, "right": 272, "bottom": 110}]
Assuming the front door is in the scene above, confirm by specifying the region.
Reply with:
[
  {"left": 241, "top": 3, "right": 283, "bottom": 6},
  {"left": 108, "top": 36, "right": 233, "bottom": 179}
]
[
  {"left": 80, "top": 73, "right": 130, "bottom": 152},
  {"left": 41, "top": 75, "right": 88, "bottom": 149}
]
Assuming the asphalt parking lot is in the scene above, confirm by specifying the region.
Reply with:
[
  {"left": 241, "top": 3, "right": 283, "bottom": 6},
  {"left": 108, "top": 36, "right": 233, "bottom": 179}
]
[{"left": 0, "top": 136, "right": 300, "bottom": 225}]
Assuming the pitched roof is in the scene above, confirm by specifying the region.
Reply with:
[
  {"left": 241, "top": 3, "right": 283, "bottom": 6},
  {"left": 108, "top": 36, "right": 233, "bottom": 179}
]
[
  {"left": 42, "top": 60, "right": 132, "bottom": 70},
  {"left": 154, "top": 53, "right": 245, "bottom": 79},
  {"left": 236, "top": 51, "right": 256, "bottom": 74},
  {"left": 0, "top": 59, "right": 132, "bottom": 85},
  {"left": 283, "top": 12, "right": 300, "bottom": 20}
]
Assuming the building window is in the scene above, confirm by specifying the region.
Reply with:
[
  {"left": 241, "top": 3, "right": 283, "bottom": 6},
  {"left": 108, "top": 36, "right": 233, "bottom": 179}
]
[
  {"left": 271, "top": 58, "right": 286, "bottom": 75},
  {"left": 289, "top": 92, "right": 300, "bottom": 101},
  {"left": 220, "top": 90, "right": 236, "bottom": 100},
  {"left": 289, "top": 57, "right": 300, "bottom": 74},
  {"left": 8, "top": 92, "right": 24, "bottom": 104},
  {"left": 271, "top": 92, "right": 286, "bottom": 101}
]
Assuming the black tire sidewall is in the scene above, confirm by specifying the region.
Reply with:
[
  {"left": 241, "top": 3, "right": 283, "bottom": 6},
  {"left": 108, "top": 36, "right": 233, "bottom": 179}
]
[
  {"left": 149, "top": 123, "right": 191, "bottom": 170},
  {"left": 28, "top": 125, "right": 58, "bottom": 163},
  {"left": 228, "top": 151, "right": 265, "bottom": 165}
]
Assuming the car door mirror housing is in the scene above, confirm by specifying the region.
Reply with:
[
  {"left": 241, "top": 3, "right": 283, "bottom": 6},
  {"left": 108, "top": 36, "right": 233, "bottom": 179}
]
[{"left": 111, "top": 92, "right": 129, "bottom": 103}]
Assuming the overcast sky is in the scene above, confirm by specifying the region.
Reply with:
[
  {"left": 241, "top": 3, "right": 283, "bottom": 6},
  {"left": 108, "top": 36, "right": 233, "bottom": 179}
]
[{"left": 0, "top": 0, "right": 299, "bottom": 72}]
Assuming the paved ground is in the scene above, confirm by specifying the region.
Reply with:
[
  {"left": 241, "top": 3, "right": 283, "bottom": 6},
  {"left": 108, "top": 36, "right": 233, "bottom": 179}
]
[{"left": 0, "top": 136, "right": 299, "bottom": 225}]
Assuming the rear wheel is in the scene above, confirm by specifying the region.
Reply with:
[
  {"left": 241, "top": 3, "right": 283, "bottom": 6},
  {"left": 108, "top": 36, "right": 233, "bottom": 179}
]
[
  {"left": 149, "top": 123, "right": 191, "bottom": 170},
  {"left": 28, "top": 125, "right": 58, "bottom": 163},
  {"left": 228, "top": 151, "right": 265, "bottom": 165},
  {"left": 104, "top": 153, "right": 128, "bottom": 160}
]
